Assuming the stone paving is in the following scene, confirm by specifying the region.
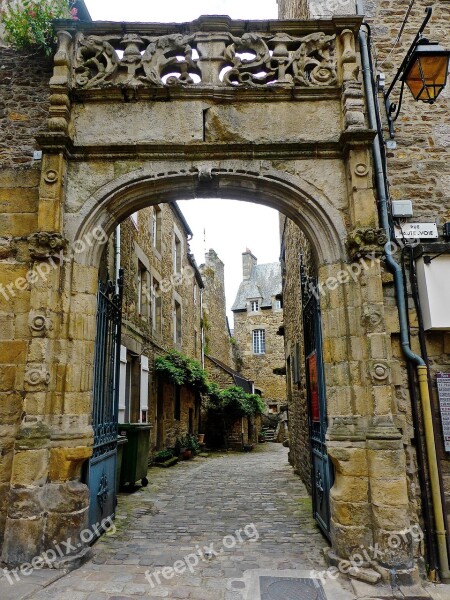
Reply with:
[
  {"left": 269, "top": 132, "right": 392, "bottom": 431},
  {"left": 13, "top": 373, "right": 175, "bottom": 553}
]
[{"left": 1, "top": 443, "right": 449, "bottom": 599}]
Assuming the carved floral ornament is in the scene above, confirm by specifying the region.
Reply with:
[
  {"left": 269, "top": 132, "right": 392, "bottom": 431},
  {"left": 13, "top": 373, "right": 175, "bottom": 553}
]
[
  {"left": 71, "top": 30, "right": 339, "bottom": 89},
  {"left": 28, "top": 232, "right": 68, "bottom": 260}
]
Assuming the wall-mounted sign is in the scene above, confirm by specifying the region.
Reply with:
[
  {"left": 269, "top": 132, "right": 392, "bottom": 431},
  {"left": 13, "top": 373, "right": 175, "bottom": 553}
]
[
  {"left": 437, "top": 373, "right": 450, "bottom": 452},
  {"left": 394, "top": 223, "right": 438, "bottom": 239},
  {"left": 307, "top": 351, "right": 320, "bottom": 423}
]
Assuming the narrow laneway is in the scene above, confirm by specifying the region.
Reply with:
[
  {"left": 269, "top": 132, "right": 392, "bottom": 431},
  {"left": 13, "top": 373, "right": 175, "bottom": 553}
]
[{"left": 29, "top": 445, "right": 348, "bottom": 599}]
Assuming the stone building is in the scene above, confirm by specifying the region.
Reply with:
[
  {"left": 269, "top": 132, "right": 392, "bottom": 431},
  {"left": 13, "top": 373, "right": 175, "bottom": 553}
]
[
  {"left": 278, "top": 0, "right": 450, "bottom": 584},
  {"left": 0, "top": 0, "right": 449, "bottom": 585},
  {"left": 232, "top": 250, "right": 287, "bottom": 414},
  {"left": 199, "top": 248, "right": 259, "bottom": 446},
  {"left": 101, "top": 203, "right": 204, "bottom": 450},
  {"left": 199, "top": 248, "right": 233, "bottom": 366}
]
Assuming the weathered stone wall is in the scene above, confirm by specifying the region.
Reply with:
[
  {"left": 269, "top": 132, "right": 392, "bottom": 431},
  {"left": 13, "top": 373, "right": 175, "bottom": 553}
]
[
  {"left": 0, "top": 50, "right": 52, "bottom": 168},
  {"left": 159, "top": 383, "right": 198, "bottom": 449},
  {"left": 205, "top": 356, "right": 236, "bottom": 389},
  {"left": 1, "top": 12, "right": 429, "bottom": 574},
  {"left": 360, "top": 0, "right": 450, "bottom": 549},
  {"left": 200, "top": 249, "right": 234, "bottom": 367},
  {"left": 279, "top": 0, "right": 450, "bottom": 573},
  {"left": 280, "top": 215, "right": 314, "bottom": 490},
  {"left": 233, "top": 307, "right": 287, "bottom": 405},
  {"left": 110, "top": 203, "right": 203, "bottom": 450},
  {"left": 0, "top": 49, "right": 52, "bottom": 549},
  {"left": 276, "top": 0, "right": 309, "bottom": 19}
]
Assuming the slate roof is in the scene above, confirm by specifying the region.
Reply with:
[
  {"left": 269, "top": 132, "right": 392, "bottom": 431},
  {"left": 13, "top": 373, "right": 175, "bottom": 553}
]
[
  {"left": 205, "top": 355, "right": 254, "bottom": 394},
  {"left": 231, "top": 262, "right": 282, "bottom": 312}
]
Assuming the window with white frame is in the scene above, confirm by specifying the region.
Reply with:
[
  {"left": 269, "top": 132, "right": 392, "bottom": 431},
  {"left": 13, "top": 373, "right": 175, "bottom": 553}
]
[
  {"left": 275, "top": 298, "right": 282, "bottom": 310},
  {"left": 137, "top": 261, "right": 149, "bottom": 319},
  {"left": 250, "top": 300, "right": 259, "bottom": 312},
  {"left": 174, "top": 233, "right": 182, "bottom": 274},
  {"left": 174, "top": 300, "right": 182, "bottom": 344},
  {"left": 151, "top": 277, "right": 162, "bottom": 333},
  {"left": 252, "top": 329, "right": 266, "bottom": 354},
  {"left": 152, "top": 206, "right": 162, "bottom": 253}
]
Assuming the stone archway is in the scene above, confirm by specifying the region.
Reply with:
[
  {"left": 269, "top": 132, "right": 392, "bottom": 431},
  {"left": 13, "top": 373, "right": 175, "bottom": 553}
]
[{"left": 0, "top": 15, "right": 413, "bottom": 575}]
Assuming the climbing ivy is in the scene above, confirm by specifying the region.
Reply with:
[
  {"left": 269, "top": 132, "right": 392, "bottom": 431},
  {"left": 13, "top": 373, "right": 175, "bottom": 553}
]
[{"left": 154, "top": 350, "right": 209, "bottom": 393}]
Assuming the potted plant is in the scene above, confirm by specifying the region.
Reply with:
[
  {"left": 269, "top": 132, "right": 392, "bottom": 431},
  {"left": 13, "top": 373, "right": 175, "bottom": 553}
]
[
  {"left": 179, "top": 434, "right": 199, "bottom": 459},
  {"left": 154, "top": 449, "right": 174, "bottom": 464}
]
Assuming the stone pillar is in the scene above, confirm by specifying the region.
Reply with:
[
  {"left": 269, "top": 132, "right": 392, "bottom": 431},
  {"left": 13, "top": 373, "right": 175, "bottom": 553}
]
[
  {"left": 322, "top": 62, "right": 416, "bottom": 571},
  {"left": 0, "top": 168, "right": 40, "bottom": 548},
  {"left": 1, "top": 152, "right": 93, "bottom": 566}
]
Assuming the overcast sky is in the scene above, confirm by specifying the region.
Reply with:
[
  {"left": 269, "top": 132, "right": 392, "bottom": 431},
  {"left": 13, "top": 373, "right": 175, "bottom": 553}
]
[
  {"left": 84, "top": 0, "right": 278, "bottom": 22},
  {"left": 178, "top": 200, "right": 281, "bottom": 323},
  {"left": 84, "top": 1, "right": 281, "bottom": 323}
]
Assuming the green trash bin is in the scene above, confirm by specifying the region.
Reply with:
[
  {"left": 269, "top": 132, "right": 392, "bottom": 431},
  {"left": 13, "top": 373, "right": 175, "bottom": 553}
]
[
  {"left": 118, "top": 424, "right": 152, "bottom": 488},
  {"left": 116, "top": 434, "right": 128, "bottom": 494}
]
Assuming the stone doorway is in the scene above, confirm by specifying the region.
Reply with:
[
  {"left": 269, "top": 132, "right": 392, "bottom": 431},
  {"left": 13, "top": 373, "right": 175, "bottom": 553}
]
[{"left": 0, "top": 14, "right": 416, "bottom": 579}]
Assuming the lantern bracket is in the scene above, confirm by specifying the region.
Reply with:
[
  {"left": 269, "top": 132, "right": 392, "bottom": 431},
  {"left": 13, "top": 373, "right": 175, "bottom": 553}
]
[{"left": 384, "top": 6, "right": 433, "bottom": 139}]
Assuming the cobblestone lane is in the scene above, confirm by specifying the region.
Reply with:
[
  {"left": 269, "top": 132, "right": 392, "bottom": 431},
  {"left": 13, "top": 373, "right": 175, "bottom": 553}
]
[
  {"left": 2, "top": 444, "right": 448, "bottom": 599},
  {"left": 32, "top": 444, "right": 342, "bottom": 599}
]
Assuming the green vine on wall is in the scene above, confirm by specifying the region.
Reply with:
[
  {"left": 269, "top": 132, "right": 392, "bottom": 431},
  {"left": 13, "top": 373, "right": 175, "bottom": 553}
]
[
  {"left": 155, "top": 350, "right": 209, "bottom": 393},
  {"left": 205, "top": 384, "right": 265, "bottom": 421},
  {"left": 1, "top": 0, "right": 78, "bottom": 55}
]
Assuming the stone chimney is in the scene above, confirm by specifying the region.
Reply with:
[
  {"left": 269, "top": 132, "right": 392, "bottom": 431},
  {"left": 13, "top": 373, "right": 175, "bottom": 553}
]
[{"left": 242, "top": 249, "right": 257, "bottom": 280}]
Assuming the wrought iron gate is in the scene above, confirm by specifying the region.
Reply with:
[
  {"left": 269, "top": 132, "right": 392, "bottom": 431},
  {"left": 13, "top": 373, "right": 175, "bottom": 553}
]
[
  {"left": 85, "top": 271, "right": 123, "bottom": 530},
  {"left": 300, "top": 256, "right": 332, "bottom": 538}
]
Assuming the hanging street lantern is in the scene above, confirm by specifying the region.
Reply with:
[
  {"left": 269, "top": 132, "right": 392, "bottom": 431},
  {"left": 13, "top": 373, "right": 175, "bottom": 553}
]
[
  {"left": 403, "top": 39, "right": 450, "bottom": 103},
  {"left": 383, "top": 7, "right": 450, "bottom": 138}
]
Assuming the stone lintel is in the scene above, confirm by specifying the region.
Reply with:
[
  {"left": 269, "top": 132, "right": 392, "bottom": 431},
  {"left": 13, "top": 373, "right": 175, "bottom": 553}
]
[
  {"left": 49, "top": 140, "right": 367, "bottom": 162},
  {"left": 71, "top": 86, "right": 342, "bottom": 104}
]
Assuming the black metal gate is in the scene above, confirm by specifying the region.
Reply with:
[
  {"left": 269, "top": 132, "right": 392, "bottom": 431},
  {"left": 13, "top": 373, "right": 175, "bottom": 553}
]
[
  {"left": 300, "top": 256, "right": 332, "bottom": 538},
  {"left": 85, "top": 271, "right": 123, "bottom": 530}
]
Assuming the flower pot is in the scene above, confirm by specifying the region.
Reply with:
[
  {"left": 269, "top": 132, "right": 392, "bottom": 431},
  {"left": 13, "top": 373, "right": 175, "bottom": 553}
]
[
  {"left": 182, "top": 449, "right": 192, "bottom": 460},
  {"left": 197, "top": 433, "right": 205, "bottom": 444}
]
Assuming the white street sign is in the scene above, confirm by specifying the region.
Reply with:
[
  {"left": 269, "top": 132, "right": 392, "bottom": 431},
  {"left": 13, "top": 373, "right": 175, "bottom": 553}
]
[{"left": 394, "top": 223, "right": 438, "bottom": 239}]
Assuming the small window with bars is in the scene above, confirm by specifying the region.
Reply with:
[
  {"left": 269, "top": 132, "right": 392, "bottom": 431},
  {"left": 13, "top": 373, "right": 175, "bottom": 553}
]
[
  {"left": 252, "top": 329, "right": 266, "bottom": 354},
  {"left": 250, "top": 300, "right": 259, "bottom": 312}
]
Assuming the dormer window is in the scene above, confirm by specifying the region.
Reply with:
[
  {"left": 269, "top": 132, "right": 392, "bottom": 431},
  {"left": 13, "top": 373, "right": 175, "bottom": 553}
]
[{"left": 250, "top": 300, "right": 259, "bottom": 313}]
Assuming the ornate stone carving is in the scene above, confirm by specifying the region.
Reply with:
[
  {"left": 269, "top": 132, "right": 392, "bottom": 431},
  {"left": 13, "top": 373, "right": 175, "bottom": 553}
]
[
  {"left": 291, "top": 32, "right": 337, "bottom": 87},
  {"left": 48, "top": 31, "right": 73, "bottom": 133},
  {"left": 224, "top": 31, "right": 337, "bottom": 87},
  {"left": 72, "top": 30, "right": 338, "bottom": 89},
  {"left": 0, "top": 237, "right": 18, "bottom": 260},
  {"left": 354, "top": 163, "right": 369, "bottom": 177},
  {"left": 28, "top": 232, "right": 68, "bottom": 260},
  {"left": 361, "top": 305, "right": 383, "bottom": 331},
  {"left": 369, "top": 360, "right": 390, "bottom": 382},
  {"left": 142, "top": 34, "right": 198, "bottom": 86},
  {"left": 342, "top": 80, "right": 366, "bottom": 130},
  {"left": 29, "top": 312, "right": 53, "bottom": 337},
  {"left": 347, "top": 227, "right": 388, "bottom": 258},
  {"left": 340, "top": 29, "right": 359, "bottom": 82},
  {"left": 44, "top": 169, "right": 59, "bottom": 184},
  {"left": 24, "top": 366, "right": 51, "bottom": 387}
]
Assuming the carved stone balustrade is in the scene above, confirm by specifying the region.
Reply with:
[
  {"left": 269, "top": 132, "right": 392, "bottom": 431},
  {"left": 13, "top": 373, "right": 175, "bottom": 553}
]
[{"left": 52, "top": 15, "right": 363, "bottom": 99}]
